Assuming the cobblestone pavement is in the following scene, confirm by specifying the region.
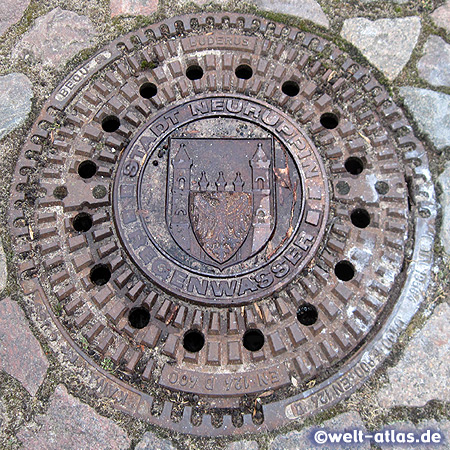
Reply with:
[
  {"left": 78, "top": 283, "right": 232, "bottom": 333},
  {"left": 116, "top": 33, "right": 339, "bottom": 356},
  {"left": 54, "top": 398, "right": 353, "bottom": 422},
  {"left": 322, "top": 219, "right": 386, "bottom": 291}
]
[{"left": 0, "top": 0, "right": 448, "bottom": 449}]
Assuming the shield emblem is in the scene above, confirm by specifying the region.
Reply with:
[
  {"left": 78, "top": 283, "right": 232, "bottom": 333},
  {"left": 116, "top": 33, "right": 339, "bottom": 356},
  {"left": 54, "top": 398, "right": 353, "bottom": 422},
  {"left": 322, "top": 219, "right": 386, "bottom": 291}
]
[
  {"left": 166, "top": 137, "right": 275, "bottom": 269},
  {"left": 190, "top": 191, "right": 252, "bottom": 264}
]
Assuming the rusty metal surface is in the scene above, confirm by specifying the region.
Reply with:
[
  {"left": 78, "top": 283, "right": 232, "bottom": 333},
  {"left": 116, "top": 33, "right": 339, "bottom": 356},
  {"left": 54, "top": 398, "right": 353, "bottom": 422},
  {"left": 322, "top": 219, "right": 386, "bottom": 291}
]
[{"left": 8, "top": 13, "right": 436, "bottom": 437}]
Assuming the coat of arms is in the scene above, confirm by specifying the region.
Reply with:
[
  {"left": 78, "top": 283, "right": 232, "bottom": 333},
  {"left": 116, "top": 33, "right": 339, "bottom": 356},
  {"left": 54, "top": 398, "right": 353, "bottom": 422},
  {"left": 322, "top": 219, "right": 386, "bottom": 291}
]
[{"left": 166, "top": 138, "right": 275, "bottom": 269}]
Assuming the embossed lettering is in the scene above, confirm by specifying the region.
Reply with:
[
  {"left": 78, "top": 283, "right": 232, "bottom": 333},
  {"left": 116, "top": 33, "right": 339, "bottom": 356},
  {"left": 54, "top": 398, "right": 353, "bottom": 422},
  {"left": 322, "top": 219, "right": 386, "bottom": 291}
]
[
  {"left": 152, "top": 258, "right": 171, "bottom": 280},
  {"left": 190, "top": 101, "right": 209, "bottom": 116},
  {"left": 187, "top": 276, "right": 208, "bottom": 295},
  {"left": 238, "top": 277, "right": 258, "bottom": 296},
  {"left": 211, "top": 280, "right": 237, "bottom": 297}
]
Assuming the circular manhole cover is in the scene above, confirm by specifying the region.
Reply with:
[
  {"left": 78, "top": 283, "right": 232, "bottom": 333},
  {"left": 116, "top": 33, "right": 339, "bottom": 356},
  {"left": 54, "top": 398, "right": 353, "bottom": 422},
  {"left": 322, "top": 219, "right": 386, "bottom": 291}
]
[{"left": 9, "top": 13, "right": 436, "bottom": 436}]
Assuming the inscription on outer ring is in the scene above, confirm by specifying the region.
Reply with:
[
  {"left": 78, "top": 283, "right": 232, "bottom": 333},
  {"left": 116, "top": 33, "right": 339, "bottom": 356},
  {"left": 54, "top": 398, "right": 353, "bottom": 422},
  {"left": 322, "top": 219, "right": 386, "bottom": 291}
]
[{"left": 113, "top": 94, "right": 329, "bottom": 306}]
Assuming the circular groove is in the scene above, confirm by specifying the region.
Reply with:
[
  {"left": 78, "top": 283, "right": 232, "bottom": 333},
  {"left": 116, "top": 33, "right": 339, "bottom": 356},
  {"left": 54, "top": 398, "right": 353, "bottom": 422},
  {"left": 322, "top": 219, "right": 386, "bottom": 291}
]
[
  {"left": 375, "top": 181, "right": 390, "bottom": 195},
  {"left": 53, "top": 186, "right": 68, "bottom": 199},
  {"left": 336, "top": 180, "right": 350, "bottom": 195}
]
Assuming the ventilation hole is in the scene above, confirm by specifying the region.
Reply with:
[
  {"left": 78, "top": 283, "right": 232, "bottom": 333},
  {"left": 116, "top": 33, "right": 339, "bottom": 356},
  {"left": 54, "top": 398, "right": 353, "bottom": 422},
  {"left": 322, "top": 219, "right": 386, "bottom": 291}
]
[
  {"left": 320, "top": 112, "right": 339, "bottom": 129},
  {"left": 351, "top": 208, "right": 371, "bottom": 228},
  {"left": 139, "top": 82, "right": 157, "bottom": 99},
  {"left": 101, "top": 115, "right": 120, "bottom": 132},
  {"left": 345, "top": 157, "right": 364, "bottom": 175},
  {"left": 186, "top": 65, "right": 204, "bottom": 80},
  {"left": 183, "top": 330, "right": 205, "bottom": 352},
  {"left": 281, "top": 80, "right": 300, "bottom": 97},
  {"left": 129, "top": 307, "right": 150, "bottom": 329},
  {"left": 78, "top": 160, "right": 97, "bottom": 179},
  {"left": 235, "top": 64, "right": 253, "bottom": 80},
  {"left": 297, "top": 303, "right": 318, "bottom": 326},
  {"left": 334, "top": 260, "right": 355, "bottom": 281},
  {"left": 152, "top": 160, "right": 159, "bottom": 166},
  {"left": 53, "top": 186, "right": 68, "bottom": 199},
  {"left": 375, "top": 181, "right": 390, "bottom": 195},
  {"left": 243, "top": 329, "right": 264, "bottom": 351},
  {"left": 90, "top": 264, "right": 111, "bottom": 286},
  {"left": 336, "top": 181, "right": 350, "bottom": 195},
  {"left": 72, "top": 212, "right": 93, "bottom": 232}
]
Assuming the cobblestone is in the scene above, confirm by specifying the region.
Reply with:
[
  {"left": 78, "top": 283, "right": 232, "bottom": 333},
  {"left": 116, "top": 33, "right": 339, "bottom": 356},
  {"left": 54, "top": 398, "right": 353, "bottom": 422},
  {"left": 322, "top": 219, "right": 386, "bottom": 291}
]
[
  {"left": 226, "top": 441, "right": 260, "bottom": 450},
  {"left": 341, "top": 17, "right": 421, "bottom": 80},
  {"left": 378, "top": 303, "right": 450, "bottom": 408},
  {"left": 360, "top": 0, "right": 408, "bottom": 3},
  {"left": 0, "top": 243, "right": 6, "bottom": 294},
  {"left": 431, "top": 0, "right": 450, "bottom": 33},
  {"left": 0, "top": 0, "right": 30, "bottom": 36},
  {"left": 417, "top": 36, "right": 450, "bottom": 88},
  {"left": 110, "top": 0, "right": 158, "bottom": 17},
  {"left": 0, "top": 73, "right": 33, "bottom": 141},
  {"left": 135, "top": 432, "right": 177, "bottom": 450},
  {"left": 12, "top": 7, "right": 97, "bottom": 67},
  {"left": 251, "top": 0, "right": 330, "bottom": 28},
  {"left": 439, "top": 164, "right": 450, "bottom": 255},
  {"left": 17, "top": 385, "right": 130, "bottom": 450},
  {"left": 269, "top": 412, "right": 369, "bottom": 450},
  {"left": 399, "top": 87, "right": 450, "bottom": 151},
  {"left": 0, "top": 298, "right": 48, "bottom": 396}
]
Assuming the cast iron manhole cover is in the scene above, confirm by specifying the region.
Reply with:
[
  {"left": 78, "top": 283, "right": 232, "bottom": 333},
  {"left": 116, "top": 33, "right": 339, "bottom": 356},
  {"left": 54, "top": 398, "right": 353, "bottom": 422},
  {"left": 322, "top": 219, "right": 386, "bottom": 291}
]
[{"left": 9, "top": 13, "right": 436, "bottom": 436}]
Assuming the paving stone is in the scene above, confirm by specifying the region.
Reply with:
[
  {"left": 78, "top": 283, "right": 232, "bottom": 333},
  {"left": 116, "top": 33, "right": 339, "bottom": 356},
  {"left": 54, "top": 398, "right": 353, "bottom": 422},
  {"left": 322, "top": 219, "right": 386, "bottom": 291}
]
[
  {"left": 12, "top": 7, "right": 96, "bottom": 67},
  {"left": 360, "top": 0, "right": 408, "bottom": 3},
  {"left": 110, "top": 0, "right": 158, "bottom": 17},
  {"left": 399, "top": 87, "right": 450, "bottom": 151},
  {"left": 0, "top": 73, "right": 33, "bottom": 141},
  {"left": 251, "top": 0, "right": 330, "bottom": 28},
  {"left": 0, "top": 242, "right": 6, "bottom": 293},
  {"left": 226, "top": 441, "right": 260, "bottom": 450},
  {"left": 341, "top": 17, "right": 421, "bottom": 80},
  {"left": 439, "top": 164, "right": 450, "bottom": 255},
  {"left": 135, "top": 432, "right": 177, "bottom": 450},
  {"left": 417, "top": 36, "right": 450, "bottom": 88},
  {"left": 0, "top": 298, "right": 48, "bottom": 396},
  {"left": 378, "top": 303, "right": 450, "bottom": 408},
  {"left": 432, "top": 0, "right": 450, "bottom": 33},
  {"left": 269, "top": 411, "right": 369, "bottom": 450},
  {"left": 17, "top": 385, "right": 130, "bottom": 450},
  {"left": 0, "top": 0, "right": 31, "bottom": 36},
  {"left": 378, "top": 420, "right": 449, "bottom": 450}
]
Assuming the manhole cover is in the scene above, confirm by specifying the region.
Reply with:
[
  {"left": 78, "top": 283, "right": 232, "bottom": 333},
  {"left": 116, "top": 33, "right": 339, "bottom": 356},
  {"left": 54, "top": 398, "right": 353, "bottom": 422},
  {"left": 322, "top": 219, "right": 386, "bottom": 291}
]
[{"left": 9, "top": 13, "right": 436, "bottom": 436}]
